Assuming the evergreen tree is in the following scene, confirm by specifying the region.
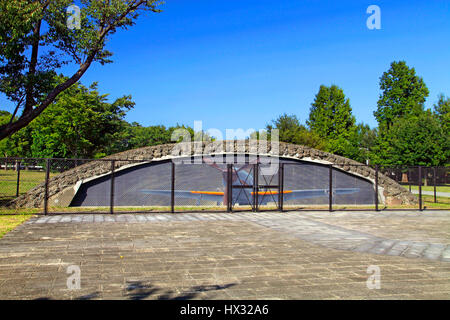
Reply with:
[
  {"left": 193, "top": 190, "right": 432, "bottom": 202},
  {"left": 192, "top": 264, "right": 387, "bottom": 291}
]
[
  {"left": 307, "top": 85, "right": 358, "bottom": 158},
  {"left": 372, "top": 111, "right": 447, "bottom": 166},
  {"left": 265, "top": 113, "right": 325, "bottom": 150},
  {"left": 374, "top": 61, "right": 429, "bottom": 132}
]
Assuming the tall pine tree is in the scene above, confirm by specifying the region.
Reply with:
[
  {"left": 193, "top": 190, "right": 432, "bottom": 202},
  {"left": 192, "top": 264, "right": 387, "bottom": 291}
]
[
  {"left": 374, "top": 61, "right": 429, "bottom": 132},
  {"left": 307, "top": 85, "right": 359, "bottom": 159}
]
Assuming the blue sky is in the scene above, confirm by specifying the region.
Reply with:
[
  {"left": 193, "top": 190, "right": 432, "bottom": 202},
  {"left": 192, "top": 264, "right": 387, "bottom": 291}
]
[{"left": 2, "top": 0, "right": 450, "bottom": 134}]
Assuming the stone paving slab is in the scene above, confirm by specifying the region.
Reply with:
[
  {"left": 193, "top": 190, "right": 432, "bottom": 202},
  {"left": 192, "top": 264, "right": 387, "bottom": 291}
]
[
  {"left": 23, "top": 211, "right": 450, "bottom": 262},
  {"left": 0, "top": 211, "right": 449, "bottom": 299}
]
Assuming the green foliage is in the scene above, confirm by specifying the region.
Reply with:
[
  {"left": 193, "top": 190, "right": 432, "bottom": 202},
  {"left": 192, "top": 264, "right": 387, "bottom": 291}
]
[
  {"left": 434, "top": 94, "right": 450, "bottom": 133},
  {"left": 0, "top": 0, "right": 163, "bottom": 140},
  {"left": 354, "top": 123, "right": 378, "bottom": 163},
  {"left": 265, "top": 114, "right": 325, "bottom": 150},
  {"left": 371, "top": 111, "right": 447, "bottom": 166},
  {"left": 0, "top": 111, "right": 32, "bottom": 157},
  {"left": 374, "top": 61, "right": 429, "bottom": 131},
  {"left": 307, "top": 85, "right": 359, "bottom": 158},
  {"left": 371, "top": 61, "right": 448, "bottom": 166},
  {"left": 27, "top": 77, "right": 134, "bottom": 158},
  {"left": 1, "top": 76, "right": 211, "bottom": 159},
  {"left": 108, "top": 122, "right": 178, "bottom": 153}
]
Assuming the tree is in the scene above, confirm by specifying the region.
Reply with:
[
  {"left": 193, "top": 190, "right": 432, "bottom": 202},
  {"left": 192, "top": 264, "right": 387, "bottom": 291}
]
[
  {"left": 374, "top": 61, "right": 429, "bottom": 131},
  {"left": 372, "top": 111, "right": 447, "bottom": 166},
  {"left": 307, "top": 85, "right": 359, "bottom": 158},
  {"left": 0, "top": 111, "right": 32, "bottom": 157},
  {"left": 356, "top": 123, "right": 377, "bottom": 151},
  {"left": 28, "top": 78, "right": 134, "bottom": 159},
  {"left": 265, "top": 113, "right": 325, "bottom": 150},
  {"left": 105, "top": 122, "right": 213, "bottom": 155},
  {"left": 125, "top": 123, "right": 174, "bottom": 150},
  {"left": 434, "top": 94, "right": 450, "bottom": 133},
  {"left": 0, "top": 0, "right": 162, "bottom": 140},
  {"left": 433, "top": 94, "right": 450, "bottom": 164}
]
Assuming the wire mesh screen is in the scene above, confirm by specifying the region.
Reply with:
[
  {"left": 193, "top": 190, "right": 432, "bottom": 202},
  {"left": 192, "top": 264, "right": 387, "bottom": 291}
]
[
  {"left": 113, "top": 160, "right": 171, "bottom": 212},
  {"left": 436, "top": 167, "right": 449, "bottom": 185},
  {"left": 418, "top": 166, "right": 449, "bottom": 209},
  {"left": 282, "top": 161, "right": 330, "bottom": 209},
  {"left": 0, "top": 159, "right": 22, "bottom": 205},
  {"left": 0, "top": 158, "right": 47, "bottom": 213},
  {"left": 332, "top": 165, "right": 375, "bottom": 209},
  {"left": 257, "top": 162, "right": 280, "bottom": 210},
  {"left": 174, "top": 157, "right": 227, "bottom": 211},
  {"left": 230, "top": 162, "right": 255, "bottom": 211},
  {"left": 0, "top": 156, "right": 448, "bottom": 214},
  {"left": 48, "top": 159, "right": 110, "bottom": 213}
]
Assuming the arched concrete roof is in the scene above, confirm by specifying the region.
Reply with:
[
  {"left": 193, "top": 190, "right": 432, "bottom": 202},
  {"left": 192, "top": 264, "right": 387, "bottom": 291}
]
[{"left": 11, "top": 141, "right": 417, "bottom": 208}]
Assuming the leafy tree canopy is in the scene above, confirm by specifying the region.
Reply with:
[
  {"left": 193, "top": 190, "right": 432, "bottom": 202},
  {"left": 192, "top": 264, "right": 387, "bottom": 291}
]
[
  {"left": 265, "top": 113, "right": 325, "bottom": 150},
  {"left": 374, "top": 61, "right": 429, "bottom": 131},
  {"left": 434, "top": 94, "right": 450, "bottom": 133},
  {"left": 307, "top": 85, "right": 359, "bottom": 158},
  {"left": 0, "top": 0, "right": 162, "bottom": 140},
  {"left": 27, "top": 76, "right": 135, "bottom": 159},
  {"left": 371, "top": 111, "right": 448, "bottom": 166}
]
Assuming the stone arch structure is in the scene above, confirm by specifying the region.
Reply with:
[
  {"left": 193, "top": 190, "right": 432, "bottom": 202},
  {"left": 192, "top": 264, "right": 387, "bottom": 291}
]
[{"left": 11, "top": 141, "right": 417, "bottom": 208}]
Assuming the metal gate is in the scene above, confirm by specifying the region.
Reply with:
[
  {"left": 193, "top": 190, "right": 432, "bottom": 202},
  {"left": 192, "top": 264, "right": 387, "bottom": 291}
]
[{"left": 227, "top": 163, "right": 282, "bottom": 212}]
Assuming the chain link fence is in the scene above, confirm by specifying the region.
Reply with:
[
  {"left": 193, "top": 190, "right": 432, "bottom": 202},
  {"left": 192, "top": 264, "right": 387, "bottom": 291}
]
[
  {"left": 0, "top": 156, "right": 448, "bottom": 214},
  {"left": 0, "top": 158, "right": 46, "bottom": 213},
  {"left": 380, "top": 165, "right": 450, "bottom": 210}
]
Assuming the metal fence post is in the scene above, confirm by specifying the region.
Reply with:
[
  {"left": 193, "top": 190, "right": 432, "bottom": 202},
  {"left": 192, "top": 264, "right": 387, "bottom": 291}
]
[
  {"left": 408, "top": 167, "right": 412, "bottom": 192},
  {"left": 375, "top": 165, "right": 379, "bottom": 211},
  {"left": 16, "top": 161, "right": 21, "bottom": 197},
  {"left": 227, "top": 164, "right": 232, "bottom": 213},
  {"left": 44, "top": 159, "right": 50, "bottom": 215},
  {"left": 253, "top": 164, "right": 259, "bottom": 212},
  {"left": 329, "top": 164, "right": 333, "bottom": 212},
  {"left": 171, "top": 162, "right": 175, "bottom": 213},
  {"left": 278, "top": 163, "right": 284, "bottom": 212},
  {"left": 110, "top": 160, "right": 115, "bottom": 214},
  {"left": 433, "top": 167, "right": 437, "bottom": 203},
  {"left": 418, "top": 166, "right": 422, "bottom": 211}
]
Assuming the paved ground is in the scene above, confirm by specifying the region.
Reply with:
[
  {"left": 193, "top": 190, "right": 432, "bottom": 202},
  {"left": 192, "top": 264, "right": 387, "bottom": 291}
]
[{"left": 0, "top": 211, "right": 449, "bottom": 300}]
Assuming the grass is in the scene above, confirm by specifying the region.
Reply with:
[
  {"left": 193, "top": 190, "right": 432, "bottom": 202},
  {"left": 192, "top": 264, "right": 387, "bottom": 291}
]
[
  {"left": 0, "top": 170, "right": 51, "bottom": 205},
  {"left": 404, "top": 185, "right": 450, "bottom": 193},
  {"left": 0, "top": 213, "right": 34, "bottom": 239},
  {"left": 422, "top": 195, "right": 450, "bottom": 209}
]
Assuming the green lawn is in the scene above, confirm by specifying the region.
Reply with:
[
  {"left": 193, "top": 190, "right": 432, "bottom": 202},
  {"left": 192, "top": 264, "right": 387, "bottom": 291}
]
[
  {"left": 0, "top": 170, "right": 48, "bottom": 238},
  {"left": 403, "top": 185, "right": 450, "bottom": 193},
  {"left": 0, "top": 170, "right": 52, "bottom": 205},
  {"left": 422, "top": 195, "right": 450, "bottom": 209},
  {"left": 0, "top": 213, "right": 34, "bottom": 239}
]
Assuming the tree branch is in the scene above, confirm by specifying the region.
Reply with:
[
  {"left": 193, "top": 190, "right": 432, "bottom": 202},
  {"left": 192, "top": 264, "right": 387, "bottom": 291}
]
[
  {"left": 9, "top": 95, "right": 25, "bottom": 124},
  {"left": 23, "top": 18, "right": 42, "bottom": 114},
  {"left": 0, "top": 0, "right": 159, "bottom": 141},
  {"left": 0, "top": 49, "right": 98, "bottom": 140}
]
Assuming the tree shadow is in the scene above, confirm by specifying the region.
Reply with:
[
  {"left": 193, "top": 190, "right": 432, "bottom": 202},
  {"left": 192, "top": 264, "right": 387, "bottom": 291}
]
[
  {"left": 124, "top": 280, "right": 237, "bottom": 300},
  {"left": 33, "top": 281, "right": 236, "bottom": 300},
  {"left": 75, "top": 291, "right": 101, "bottom": 300}
]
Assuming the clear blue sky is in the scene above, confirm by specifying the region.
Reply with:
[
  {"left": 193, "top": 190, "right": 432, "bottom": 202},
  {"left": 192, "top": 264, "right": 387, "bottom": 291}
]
[{"left": 2, "top": 0, "right": 450, "bottom": 134}]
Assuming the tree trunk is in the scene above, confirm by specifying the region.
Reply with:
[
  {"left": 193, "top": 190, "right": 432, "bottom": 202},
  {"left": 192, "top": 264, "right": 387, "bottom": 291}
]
[{"left": 401, "top": 172, "right": 408, "bottom": 183}]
